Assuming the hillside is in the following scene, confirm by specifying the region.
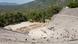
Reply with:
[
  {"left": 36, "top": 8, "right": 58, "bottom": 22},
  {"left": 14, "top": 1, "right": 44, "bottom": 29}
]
[
  {"left": 19, "top": 0, "right": 69, "bottom": 9},
  {"left": 0, "top": 0, "right": 69, "bottom": 9},
  {"left": 0, "top": 0, "right": 78, "bottom": 27},
  {"left": 0, "top": 8, "right": 78, "bottom": 44},
  {"left": 0, "top": 0, "right": 78, "bottom": 44},
  {"left": 0, "top": 0, "right": 72, "bottom": 12}
]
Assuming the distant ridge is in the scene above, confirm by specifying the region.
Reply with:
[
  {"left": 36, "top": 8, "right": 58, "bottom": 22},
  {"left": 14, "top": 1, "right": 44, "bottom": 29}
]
[
  {"left": 0, "top": 2, "right": 18, "bottom": 5},
  {"left": 0, "top": 0, "right": 70, "bottom": 9}
]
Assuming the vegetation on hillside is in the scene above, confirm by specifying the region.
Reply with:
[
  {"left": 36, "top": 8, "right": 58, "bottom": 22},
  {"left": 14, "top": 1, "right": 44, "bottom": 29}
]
[
  {"left": 0, "top": 5, "right": 62, "bottom": 27},
  {"left": 0, "top": 0, "right": 78, "bottom": 27}
]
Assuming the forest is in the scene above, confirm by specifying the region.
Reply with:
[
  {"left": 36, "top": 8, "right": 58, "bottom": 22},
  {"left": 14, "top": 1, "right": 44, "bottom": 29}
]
[{"left": 0, "top": 0, "right": 78, "bottom": 27}]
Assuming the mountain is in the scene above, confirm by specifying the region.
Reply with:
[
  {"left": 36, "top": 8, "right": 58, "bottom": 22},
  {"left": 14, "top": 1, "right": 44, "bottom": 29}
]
[
  {"left": 0, "top": 2, "right": 19, "bottom": 9},
  {"left": 0, "top": 0, "right": 73, "bottom": 11},
  {"left": 21, "top": 0, "right": 56, "bottom": 7},
  {"left": 0, "top": 0, "right": 70, "bottom": 9},
  {"left": 0, "top": 2, "right": 18, "bottom": 5},
  {"left": 19, "top": 0, "right": 69, "bottom": 9}
]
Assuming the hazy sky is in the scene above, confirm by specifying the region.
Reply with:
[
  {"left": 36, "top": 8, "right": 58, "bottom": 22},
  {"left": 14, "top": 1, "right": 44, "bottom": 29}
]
[{"left": 0, "top": 0, "right": 34, "bottom": 4}]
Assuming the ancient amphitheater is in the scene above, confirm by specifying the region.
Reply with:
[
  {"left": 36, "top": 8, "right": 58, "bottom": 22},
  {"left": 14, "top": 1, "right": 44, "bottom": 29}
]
[{"left": 1, "top": 8, "right": 78, "bottom": 44}]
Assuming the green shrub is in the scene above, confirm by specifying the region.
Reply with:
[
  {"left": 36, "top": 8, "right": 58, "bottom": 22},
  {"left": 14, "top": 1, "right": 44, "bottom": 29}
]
[
  {"left": 68, "top": 0, "right": 78, "bottom": 8},
  {"left": 0, "top": 12, "right": 28, "bottom": 27}
]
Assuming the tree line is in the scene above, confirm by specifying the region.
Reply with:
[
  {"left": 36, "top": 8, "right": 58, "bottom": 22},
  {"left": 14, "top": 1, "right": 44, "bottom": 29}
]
[{"left": 0, "top": 5, "right": 62, "bottom": 27}]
